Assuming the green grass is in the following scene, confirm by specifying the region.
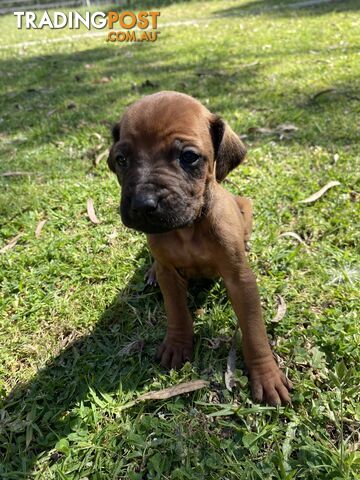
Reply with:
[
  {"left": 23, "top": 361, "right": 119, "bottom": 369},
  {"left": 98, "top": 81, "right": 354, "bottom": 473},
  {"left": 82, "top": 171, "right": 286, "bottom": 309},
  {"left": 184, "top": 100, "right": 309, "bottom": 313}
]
[{"left": 0, "top": 0, "right": 359, "bottom": 478}]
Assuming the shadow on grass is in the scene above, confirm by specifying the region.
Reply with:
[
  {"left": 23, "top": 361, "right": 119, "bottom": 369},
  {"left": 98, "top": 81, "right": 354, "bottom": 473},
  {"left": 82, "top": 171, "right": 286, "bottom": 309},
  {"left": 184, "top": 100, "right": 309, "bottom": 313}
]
[
  {"left": 0, "top": 44, "right": 263, "bottom": 153},
  {"left": 0, "top": 246, "right": 230, "bottom": 477},
  {"left": 0, "top": 39, "right": 359, "bottom": 168},
  {"left": 214, "top": 0, "right": 360, "bottom": 19}
]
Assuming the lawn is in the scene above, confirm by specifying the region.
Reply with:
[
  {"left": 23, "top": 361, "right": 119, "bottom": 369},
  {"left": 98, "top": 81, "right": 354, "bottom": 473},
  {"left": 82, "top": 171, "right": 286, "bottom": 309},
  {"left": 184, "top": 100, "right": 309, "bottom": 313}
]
[{"left": 0, "top": 0, "right": 359, "bottom": 478}]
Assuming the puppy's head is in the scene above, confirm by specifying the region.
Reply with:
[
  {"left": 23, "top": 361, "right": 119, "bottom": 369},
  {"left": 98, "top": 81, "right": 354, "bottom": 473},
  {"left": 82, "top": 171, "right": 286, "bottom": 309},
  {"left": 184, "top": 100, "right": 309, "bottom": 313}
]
[{"left": 108, "top": 91, "right": 246, "bottom": 234}]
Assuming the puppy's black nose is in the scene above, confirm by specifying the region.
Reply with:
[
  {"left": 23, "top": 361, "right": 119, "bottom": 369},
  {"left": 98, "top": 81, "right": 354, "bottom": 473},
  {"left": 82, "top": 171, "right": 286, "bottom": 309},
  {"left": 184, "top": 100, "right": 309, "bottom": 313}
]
[{"left": 131, "top": 194, "right": 158, "bottom": 213}]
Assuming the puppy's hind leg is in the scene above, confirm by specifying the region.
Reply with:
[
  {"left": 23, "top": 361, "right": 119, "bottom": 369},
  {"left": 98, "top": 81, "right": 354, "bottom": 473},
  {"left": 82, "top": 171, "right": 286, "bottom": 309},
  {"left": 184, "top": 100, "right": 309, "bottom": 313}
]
[
  {"left": 145, "top": 261, "right": 158, "bottom": 287},
  {"left": 235, "top": 197, "right": 253, "bottom": 251}
]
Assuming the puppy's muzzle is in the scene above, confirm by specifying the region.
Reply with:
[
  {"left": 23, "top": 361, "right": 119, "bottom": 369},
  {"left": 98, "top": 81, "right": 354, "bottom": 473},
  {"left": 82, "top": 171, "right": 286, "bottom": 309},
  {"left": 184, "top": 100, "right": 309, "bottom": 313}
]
[
  {"left": 121, "top": 190, "right": 165, "bottom": 233},
  {"left": 121, "top": 188, "right": 195, "bottom": 234}
]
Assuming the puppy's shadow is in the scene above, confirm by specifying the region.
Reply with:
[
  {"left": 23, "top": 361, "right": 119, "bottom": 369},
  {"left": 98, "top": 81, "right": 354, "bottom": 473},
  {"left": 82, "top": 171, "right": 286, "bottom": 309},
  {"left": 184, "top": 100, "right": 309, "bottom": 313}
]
[{"left": 0, "top": 247, "right": 233, "bottom": 477}]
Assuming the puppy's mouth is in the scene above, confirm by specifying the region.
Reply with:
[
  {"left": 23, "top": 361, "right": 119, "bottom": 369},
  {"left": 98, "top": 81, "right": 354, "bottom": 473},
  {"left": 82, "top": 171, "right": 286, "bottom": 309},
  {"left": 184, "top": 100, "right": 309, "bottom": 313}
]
[
  {"left": 123, "top": 215, "right": 194, "bottom": 234},
  {"left": 120, "top": 193, "right": 199, "bottom": 234}
]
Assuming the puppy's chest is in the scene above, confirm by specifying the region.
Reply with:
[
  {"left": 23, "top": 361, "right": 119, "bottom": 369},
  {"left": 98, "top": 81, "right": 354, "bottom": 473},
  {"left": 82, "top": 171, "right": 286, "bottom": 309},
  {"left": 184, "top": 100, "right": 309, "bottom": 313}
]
[{"left": 148, "top": 235, "right": 219, "bottom": 279}]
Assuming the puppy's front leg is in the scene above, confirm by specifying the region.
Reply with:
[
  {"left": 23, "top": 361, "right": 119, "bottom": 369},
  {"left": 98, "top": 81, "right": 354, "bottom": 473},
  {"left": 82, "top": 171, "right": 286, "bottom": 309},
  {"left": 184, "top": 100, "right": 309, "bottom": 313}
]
[
  {"left": 223, "top": 261, "right": 292, "bottom": 405},
  {"left": 155, "top": 264, "right": 193, "bottom": 370}
]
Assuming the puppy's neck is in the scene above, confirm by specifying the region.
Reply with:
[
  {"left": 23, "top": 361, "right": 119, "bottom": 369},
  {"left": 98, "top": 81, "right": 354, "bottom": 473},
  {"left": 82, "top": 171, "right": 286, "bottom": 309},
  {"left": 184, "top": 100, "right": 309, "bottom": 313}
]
[{"left": 197, "top": 176, "right": 217, "bottom": 220}]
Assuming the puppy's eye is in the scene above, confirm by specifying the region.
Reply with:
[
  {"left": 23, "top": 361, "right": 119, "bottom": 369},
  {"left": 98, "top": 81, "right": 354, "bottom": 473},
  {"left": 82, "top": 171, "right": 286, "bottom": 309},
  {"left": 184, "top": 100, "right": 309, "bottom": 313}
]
[
  {"left": 115, "top": 153, "right": 127, "bottom": 167},
  {"left": 179, "top": 150, "right": 200, "bottom": 167}
]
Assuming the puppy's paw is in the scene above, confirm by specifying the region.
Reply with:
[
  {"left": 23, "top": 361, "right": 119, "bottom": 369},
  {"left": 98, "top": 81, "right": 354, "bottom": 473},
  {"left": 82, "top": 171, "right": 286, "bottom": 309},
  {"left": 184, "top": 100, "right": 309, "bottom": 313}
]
[
  {"left": 144, "top": 263, "right": 158, "bottom": 287},
  {"left": 249, "top": 360, "right": 292, "bottom": 406},
  {"left": 156, "top": 340, "right": 193, "bottom": 370}
]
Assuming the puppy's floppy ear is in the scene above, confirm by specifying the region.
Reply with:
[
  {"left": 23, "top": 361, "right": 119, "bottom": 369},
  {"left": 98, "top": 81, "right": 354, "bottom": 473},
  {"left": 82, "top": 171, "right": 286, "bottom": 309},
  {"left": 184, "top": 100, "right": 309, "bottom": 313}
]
[
  {"left": 111, "top": 122, "right": 121, "bottom": 143},
  {"left": 210, "top": 115, "right": 247, "bottom": 182},
  {"left": 108, "top": 121, "right": 121, "bottom": 173}
]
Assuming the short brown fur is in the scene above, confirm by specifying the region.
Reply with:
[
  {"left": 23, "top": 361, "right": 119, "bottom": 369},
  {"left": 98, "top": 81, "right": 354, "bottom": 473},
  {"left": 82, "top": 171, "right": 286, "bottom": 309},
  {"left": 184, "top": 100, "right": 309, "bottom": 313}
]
[{"left": 108, "top": 91, "right": 292, "bottom": 405}]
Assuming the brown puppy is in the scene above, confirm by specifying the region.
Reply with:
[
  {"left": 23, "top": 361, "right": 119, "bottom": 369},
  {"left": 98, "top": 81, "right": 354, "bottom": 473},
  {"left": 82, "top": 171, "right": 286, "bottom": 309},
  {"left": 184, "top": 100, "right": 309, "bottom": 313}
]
[{"left": 108, "top": 91, "right": 292, "bottom": 405}]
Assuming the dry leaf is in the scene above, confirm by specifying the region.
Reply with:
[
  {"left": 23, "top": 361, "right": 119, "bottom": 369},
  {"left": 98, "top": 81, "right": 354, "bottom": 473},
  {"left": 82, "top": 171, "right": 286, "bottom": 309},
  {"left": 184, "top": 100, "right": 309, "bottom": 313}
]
[
  {"left": 1, "top": 171, "right": 32, "bottom": 177},
  {"left": 275, "top": 124, "right": 298, "bottom": 134},
  {"left": 248, "top": 126, "right": 273, "bottom": 135},
  {"left": 35, "top": 219, "right": 47, "bottom": 239},
  {"left": 91, "top": 132, "right": 103, "bottom": 141},
  {"left": 272, "top": 295, "right": 287, "bottom": 323},
  {"left": 276, "top": 123, "right": 298, "bottom": 140},
  {"left": 118, "top": 340, "right": 144, "bottom": 357},
  {"left": 87, "top": 199, "right": 100, "bottom": 224},
  {"left": 241, "top": 60, "right": 260, "bottom": 68},
  {"left": 248, "top": 124, "right": 298, "bottom": 139},
  {"left": 279, "top": 232, "right": 309, "bottom": 250},
  {"left": 137, "top": 380, "right": 209, "bottom": 402},
  {"left": 93, "top": 76, "right": 111, "bottom": 84},
  {"left": 94, "top": 150, "right": 108, "bottom": 167},
  {"left": 299, "top": 181, "right": 340, "bottom": 204},
  {"left": 225, "top": 331, "right": 238, "bottom": 391},
  {"left": 0, "top": 233, "right": 23, "bottom": 253}
]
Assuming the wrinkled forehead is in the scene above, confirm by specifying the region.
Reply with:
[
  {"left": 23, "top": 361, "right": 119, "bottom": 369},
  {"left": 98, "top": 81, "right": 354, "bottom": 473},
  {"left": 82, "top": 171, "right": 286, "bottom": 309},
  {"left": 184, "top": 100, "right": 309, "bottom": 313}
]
[{"left": 119, "top": 95, "right": 213, "bottom": 152}]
